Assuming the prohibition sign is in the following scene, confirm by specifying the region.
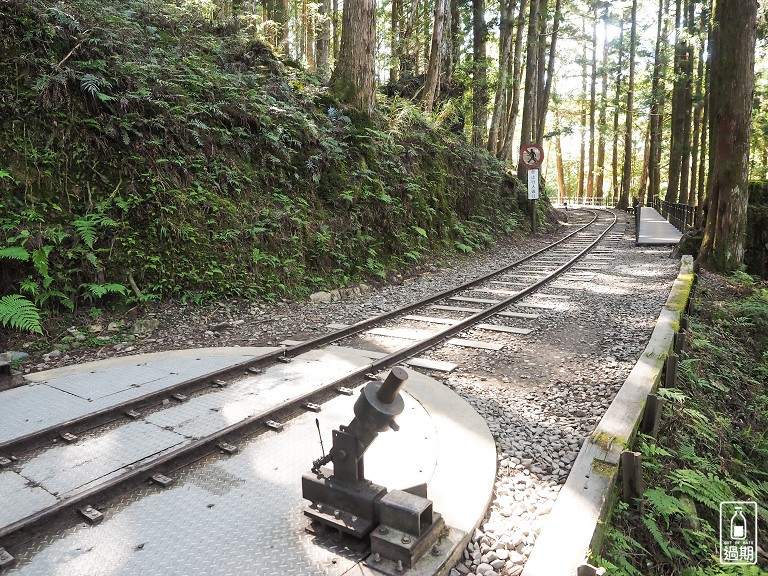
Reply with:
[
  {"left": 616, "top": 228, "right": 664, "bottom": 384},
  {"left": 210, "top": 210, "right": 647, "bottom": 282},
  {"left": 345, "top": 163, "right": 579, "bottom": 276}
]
[{"left": 519, "top": 142, "right": 544, "bottom": 169}]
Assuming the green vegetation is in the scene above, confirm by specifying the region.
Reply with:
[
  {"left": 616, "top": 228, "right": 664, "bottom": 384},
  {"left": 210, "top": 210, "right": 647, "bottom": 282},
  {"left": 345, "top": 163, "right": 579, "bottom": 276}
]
[
  {"left": 596, "top": 272, "right": 768, "bottom": 575},
  {"left": 0, "top": 0, "right": 532, "bottom": 333}
]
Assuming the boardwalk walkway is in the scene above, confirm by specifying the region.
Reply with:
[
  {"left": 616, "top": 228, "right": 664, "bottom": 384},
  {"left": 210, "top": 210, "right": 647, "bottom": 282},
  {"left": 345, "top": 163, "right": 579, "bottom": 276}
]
[{"left": 637, "top": 207, "right": 682, "bottom": 245}]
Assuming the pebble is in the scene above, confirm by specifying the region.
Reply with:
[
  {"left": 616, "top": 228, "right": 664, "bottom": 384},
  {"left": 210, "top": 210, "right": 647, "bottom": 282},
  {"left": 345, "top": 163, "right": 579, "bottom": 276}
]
[
  {"left": 0, "top": 351, "right": 29, "bottom": 361},
  {"left": 1, "top": 214, "right": 678, "bottom": 575},
  {"left": 309, "top": 291, "right": 332, "bottom": 303},
  {"left": 447, "top": 219, "right": 678, "bottom": 574}
]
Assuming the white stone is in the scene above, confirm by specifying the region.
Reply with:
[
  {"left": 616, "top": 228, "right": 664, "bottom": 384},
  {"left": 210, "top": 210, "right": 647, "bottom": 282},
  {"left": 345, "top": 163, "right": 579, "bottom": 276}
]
[{"left": 309, "top": 291, "right": 332, "bottom": 303}]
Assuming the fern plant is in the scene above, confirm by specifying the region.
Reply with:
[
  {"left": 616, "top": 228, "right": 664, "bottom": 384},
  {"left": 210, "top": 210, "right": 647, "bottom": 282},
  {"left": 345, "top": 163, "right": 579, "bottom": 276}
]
[
  {"left": 0, "top": 295, "right": 42, "bottom": 334},
  {"left": 0, "top": 246, "right": 30, "bottom": 261}
]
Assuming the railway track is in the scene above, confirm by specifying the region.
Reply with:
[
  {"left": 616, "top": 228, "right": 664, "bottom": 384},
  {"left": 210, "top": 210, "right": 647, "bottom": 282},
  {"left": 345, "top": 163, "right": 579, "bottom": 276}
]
[{"left": 0, "top": 209, "right": 617, "bottom": 569}]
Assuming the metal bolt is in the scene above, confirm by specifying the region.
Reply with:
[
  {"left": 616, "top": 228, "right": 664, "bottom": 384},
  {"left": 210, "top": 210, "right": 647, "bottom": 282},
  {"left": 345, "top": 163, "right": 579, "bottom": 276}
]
[
  {"left": 431, "top": 545, "right": 440, "bottom": 556},
  {"left": 333, "top": 509, "right": 341, "bottom": 519},
  {"left": 401, "top": 535, "right": 411, "bottom": 544},
  {"left": 378, "top": 527, "right": 389, "bottom": 535},
  {"left": 372, "top": 553, "right": 381, "bottom": 563},
  {"left": 351, "top": 516, "right": 358, "bottom": 524},
  {"left": 396, "top": 560, "right": 404, "bottom": 574}
]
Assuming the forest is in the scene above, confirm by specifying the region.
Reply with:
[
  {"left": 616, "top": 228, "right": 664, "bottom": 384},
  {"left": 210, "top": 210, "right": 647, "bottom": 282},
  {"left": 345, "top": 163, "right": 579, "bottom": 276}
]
[
  {"left": 1, "top": 1, "right": 767, "bottom": 573},
  {"left": 0, "top": 0, "right": 766, "bottom": 328}
]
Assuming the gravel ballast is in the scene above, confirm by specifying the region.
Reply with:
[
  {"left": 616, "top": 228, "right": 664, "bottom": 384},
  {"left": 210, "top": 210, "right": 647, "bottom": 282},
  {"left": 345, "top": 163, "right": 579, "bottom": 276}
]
[{"left": 3, "top": 209, "right": 682, "bottom": 575}]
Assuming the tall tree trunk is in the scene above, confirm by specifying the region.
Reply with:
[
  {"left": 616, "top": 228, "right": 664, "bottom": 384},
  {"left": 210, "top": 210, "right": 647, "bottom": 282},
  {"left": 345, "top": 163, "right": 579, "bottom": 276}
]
[
  {"left": 679, "top": 0, "right": 695, "bottom": 205},
  {"left": 594, "top": 4, "right": 609, "bottom": 204},
  {"left": 329, "top": 0, "right": 376, "bottom": 115},
  {"left": 306, "top": 0, "right": 316, "bottom": 71},
  {"left": 299, "top": 0, "right": 306, "bottom": 64},
  {"left": 280, "top": 0, "right": 290, "bottom": 54},
  {"left": 535, "top": 0, "right": 561, "bottom": 144},
  {"left": 699, "top": 0, "right": 757, "bottom": 272},
  {"left": 450, "top": 0, "right": 460, "bottom": 77},
  {"left": 390, "top": 0, "right": 400, "bottom": 84},
  {"left": 556, "top": 132, "right": 566, "bottom": 203},
  {"left": 696, "top": 0, "right": 712, "bottom": 226},
  {"left": 611, "top": 23, "right": 625, "bottom": 204},
  {"left": 439, "top": 0, "right": 453, "bottom": 88},
  {"left": 648, "top": 0, "right": 669, "bottom": 203},
  {"left": 666, "top": 0, "right": 685, "bottom": 203},
  {"left": 638, "top": 126, "right": 651, "bottom": 205},
  {"left": 499, "top": 0, "right": 529, "bottom": 161},
  {"left": 472, "top": 0, "right": 489, "bottom": 146},
  {"left": 332, "top": 0, "right": 339, "bottom": 59},
  {"left": 534, "top": 0, "right": 549, "bottom": 140},
  {"left": 688, "top": 21, "right": 705, "bottom": 207},
  {"left": 619, "top": 0, "right": 637, "bottom": 211},
  {"left": 423, "top": 0, "right": 446, "bottom": 112},
  {"left": 422, "top": 0, "right": 430, "bottom": 73},
  {"left": 586, "top": 7, "right": 597, "bottom": 201},
  {"left": 316, "top": 0, "right": 331, "bottom": 81},
  {"left": 517, "top": 0, "right": 540, "bottom": 177},
  {"left": 488, "top": 0, "right": 518, "bottom": 155},
  {"left": 401, "top": 0, "right": 420, "bottom": 76},
  {"left": 577, "top": 18, "right": 587, "bottom": 202}
]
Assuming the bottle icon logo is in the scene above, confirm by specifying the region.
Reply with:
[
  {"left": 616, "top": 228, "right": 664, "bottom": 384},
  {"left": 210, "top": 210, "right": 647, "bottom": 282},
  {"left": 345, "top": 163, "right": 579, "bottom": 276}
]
[
  {"left": 730, "top": 506, "right": 747, "bottom": 540},
  {"left": 720, "top": 501, "right": 758, "bottom": 565}
]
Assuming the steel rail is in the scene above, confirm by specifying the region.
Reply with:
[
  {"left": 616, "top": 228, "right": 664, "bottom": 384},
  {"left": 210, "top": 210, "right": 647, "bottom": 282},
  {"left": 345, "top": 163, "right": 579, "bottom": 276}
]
[
  {"left": 0, "top": 211, "right": 600, "bottom": 456},
  {"left": 0, "top": 209, "right": 616, "bottom": 546}
]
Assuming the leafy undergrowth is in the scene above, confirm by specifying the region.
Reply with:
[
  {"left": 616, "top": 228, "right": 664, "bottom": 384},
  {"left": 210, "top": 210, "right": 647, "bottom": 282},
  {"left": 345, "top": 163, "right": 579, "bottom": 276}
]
[
  {"left": 0, "top": 0, "right": 535, "bottom": 333},
  {"left": 596, "top": 270, "right": 768, "bottom": 575}
]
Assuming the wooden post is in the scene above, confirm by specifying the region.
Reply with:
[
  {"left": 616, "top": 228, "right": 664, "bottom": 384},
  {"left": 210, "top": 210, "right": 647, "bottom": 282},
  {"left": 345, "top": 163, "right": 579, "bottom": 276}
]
[
  {"left": 664, "top": 354, "right": 679, "bottom": 388},
  {"left": 641, "top": 394, "right": 667, "bottom": 438},
  {"left": 674, "top": 330, "right": 686, "bottom": 354},
  {"left": 620, "top": 450, "right": 643, "bottom": 505},
  {"left": 577, "top": 565, "right": 607, "bottom": 576}
]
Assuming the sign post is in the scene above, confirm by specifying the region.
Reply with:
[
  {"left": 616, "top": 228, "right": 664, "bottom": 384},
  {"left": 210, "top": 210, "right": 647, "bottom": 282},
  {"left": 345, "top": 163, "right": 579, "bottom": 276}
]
[{"left": 520, "top": 142, "right": 544, "bottom": 234}]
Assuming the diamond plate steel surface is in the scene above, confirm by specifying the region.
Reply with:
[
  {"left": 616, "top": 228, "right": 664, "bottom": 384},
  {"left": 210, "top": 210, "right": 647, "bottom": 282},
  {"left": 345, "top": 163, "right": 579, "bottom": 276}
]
[
  {"left": 1, "top": 349, "right": 376, "bottom": 533},
  {"left": 60, "top": 356, "right": 257, "bottom": 412},
  {"left": 44, "top": 364, "right": 170, "bottom": 400},
  {"left": 0, "top": 385, "right": 93, "bottom": 445},
  {"left": 5, "top": 387, "right": 438, "bottom": 576},
  {"left": 18, "top": 422, "right": 186, "bottom": 497},
  {"left": 0, "top": 471, "right": 58, "bottom": 527},
  {"left": 143, "top": 349, "right": 372, "bottom": 439},
  {"left": 0, "top": 355, "right": 255, "bottom": 445}
]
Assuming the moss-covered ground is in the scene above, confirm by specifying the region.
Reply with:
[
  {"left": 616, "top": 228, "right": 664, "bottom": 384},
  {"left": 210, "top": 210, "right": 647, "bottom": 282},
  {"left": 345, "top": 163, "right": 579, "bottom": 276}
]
[{"left": 0, "top": 0, "right": 540, "bottom": 330}]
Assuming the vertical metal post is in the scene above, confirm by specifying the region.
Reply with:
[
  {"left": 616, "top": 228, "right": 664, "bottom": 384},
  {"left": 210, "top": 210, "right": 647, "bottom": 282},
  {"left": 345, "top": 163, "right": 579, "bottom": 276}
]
[
  {"left": 377, "top": 366, "right": 408, "bottom": 403},
  {"left": 520, "top": 144, "right": 543, "bottom": 235}
]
